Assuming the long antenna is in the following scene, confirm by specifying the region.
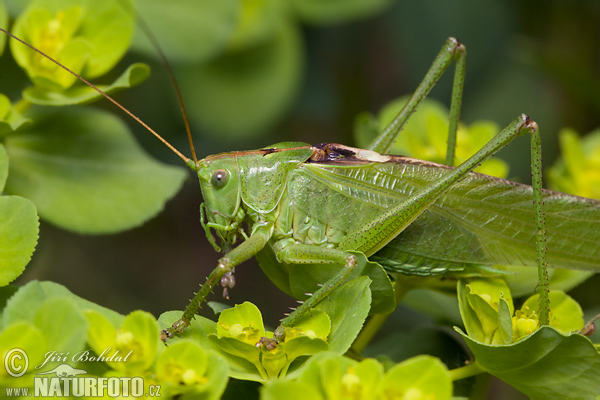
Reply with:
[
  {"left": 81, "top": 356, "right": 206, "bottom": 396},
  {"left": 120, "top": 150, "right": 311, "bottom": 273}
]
[
  {"left": 119, "top": 2, "right": 198, "bottom": 166},
  {"left": 0, "top": 27, "right": 192, "bottom": 166}
]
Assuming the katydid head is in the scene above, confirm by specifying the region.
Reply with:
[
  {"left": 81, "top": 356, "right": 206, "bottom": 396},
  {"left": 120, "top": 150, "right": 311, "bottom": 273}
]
[{"left": 195, "top": 154, "right": 243, "bottom": 251}]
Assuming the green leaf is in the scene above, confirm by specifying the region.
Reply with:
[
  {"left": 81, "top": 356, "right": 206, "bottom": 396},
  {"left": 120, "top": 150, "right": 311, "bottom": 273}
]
[
  {"left": 23, "top": 63, "right": 150, "bottom": 106},
  {"left": 132, "top": 0, "right": 238, "bottom": 63},
  {"left": 313, "top": 276, "right": 371, "bottom": 354},
  {"left": 33, "top": 297, "right": 88, "bottom": 356},
  {"left": 4, "top": 107, "right": 186, "bottom": 233},
  {"left": 457, "top": 326, "right": 600, "bottom": 400},
  {"left": 178, "top": 20, "right": 303, "bottom": 139},
  {"left": 2, "top": 281, "right": 124, "bottom": 327},
  {"left": 292, "top": 0, "right": 392, "bottom": 25},
  {"left": 155, "top": 342, "right": 229, "bottom": 400},
  {"left": 382, "top": 355, "right": 452, "bottom": 400},
  {"left": 0, "top": 193, "right": 38, "bottom": 286},
  {"left": 1, "top": 296, "right": 89, "bottom": 373}
]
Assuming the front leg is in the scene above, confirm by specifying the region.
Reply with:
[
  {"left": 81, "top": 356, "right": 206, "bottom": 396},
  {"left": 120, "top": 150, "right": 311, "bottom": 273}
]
[{"left": 162, "top": 222, "right": 273, "bottom": 341}]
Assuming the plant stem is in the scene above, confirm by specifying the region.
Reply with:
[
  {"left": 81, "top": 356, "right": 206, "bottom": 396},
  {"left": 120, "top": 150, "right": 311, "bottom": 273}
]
[
  {"left": 448, "top": 361, "right": 485, "bottom": 381},
  {"left": 349, "top": 277, "right": 412, "bottom": 356}
]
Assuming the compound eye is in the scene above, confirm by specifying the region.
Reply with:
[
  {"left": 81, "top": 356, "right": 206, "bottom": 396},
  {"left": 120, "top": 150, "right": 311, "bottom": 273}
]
[{"left": 211, "top": 169, "right": 230, "bottom": 188}]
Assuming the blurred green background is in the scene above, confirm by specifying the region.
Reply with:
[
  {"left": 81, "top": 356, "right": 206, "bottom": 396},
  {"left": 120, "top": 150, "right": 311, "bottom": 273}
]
[{"left": 4, "top": 1, "right": 600, "bottom": 398}]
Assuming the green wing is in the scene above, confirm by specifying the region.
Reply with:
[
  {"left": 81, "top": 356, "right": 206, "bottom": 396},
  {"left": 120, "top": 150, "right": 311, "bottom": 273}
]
[{"left": 301, "top": 156, "right": 600, "bottom": 275}]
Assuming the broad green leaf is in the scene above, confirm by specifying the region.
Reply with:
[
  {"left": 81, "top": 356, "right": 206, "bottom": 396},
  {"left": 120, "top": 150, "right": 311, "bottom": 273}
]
[
  {"left": 0, "top": 194, "right": 38, "bottom": 286},
  {"left": 132, "top": 0, "right": 238, "bottom": 63},
  {"left": 178, "top": 20, "right": 302, "bottom": 139},
  {"left": 458, "top": 326, "right": 600, "bottom": 400},
  {"left": 292, "top": 0, "right": 392, "bottom": 25},
  {"left": 155, "top": 343, "right": 229, "bottom": 400},
  {"left": 382, "top": 355, "right": 452, "bottom": 400},
  {"left": 3, "top": 281, "right": 124, "bottom": 328},
  {"left": 23, "top": 63, "right": 150, "bottom": 106},
  {"left": 313, "top": 276, "right": 371, "bottom": 354},
  {"left": 4, "top": 107, "right": 186, "bottom": 233},
  {"left": 33, "top": 297, "right": 88, "bottom": 356}
]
